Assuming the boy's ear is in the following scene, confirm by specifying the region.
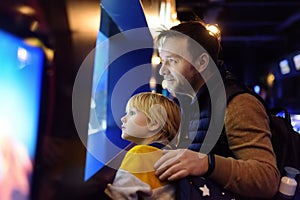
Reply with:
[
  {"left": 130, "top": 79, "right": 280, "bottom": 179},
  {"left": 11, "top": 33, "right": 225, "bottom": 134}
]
[
  {"left": 148, "top": 121, "right": 161, "bottom": 132},
  {"left": 195, "top": 52, "right": 209, "bottom": 73}
]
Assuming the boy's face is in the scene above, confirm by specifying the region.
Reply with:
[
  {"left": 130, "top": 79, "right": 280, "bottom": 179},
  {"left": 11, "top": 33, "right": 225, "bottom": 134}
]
[{"left": 121, "top": 107, "right": 154, "bottom": 144}]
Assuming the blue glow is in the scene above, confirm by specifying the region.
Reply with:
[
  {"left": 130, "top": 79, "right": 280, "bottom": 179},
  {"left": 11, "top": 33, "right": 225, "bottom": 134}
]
[
  {"left": 254, "top": 85, "right": 260, "bottom": 94},
  {"left": 0, "top": 30, "right": 44, "bottom": 158},
  {"left": 84, "top": 31, "right": 109, "bottom": 181},
  {"left": 84, "top": 0, "right": 153, "bottom": 181},
  {"left": 291, "top": 114, "right": 300, "bottom": 133}
]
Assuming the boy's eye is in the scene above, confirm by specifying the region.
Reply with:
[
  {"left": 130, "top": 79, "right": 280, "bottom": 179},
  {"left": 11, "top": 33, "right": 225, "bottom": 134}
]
[{"left": 128, "top": 110, "right": 135, "bottom": 115}]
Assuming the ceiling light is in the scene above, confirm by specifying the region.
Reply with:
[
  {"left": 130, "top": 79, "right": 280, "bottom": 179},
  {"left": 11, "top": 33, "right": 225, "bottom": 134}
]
[
  {"left": 151, "top": 55, "right": 161, "bottom": 65},
  {"left": 206, "top": 24, "right": 221, "bottom": 41},
  {"left": 279, "top": 59, "right": 290, "bottom": 75},
  {"left": 16, "top": 5, "right": 35, "bottom": 16},
  {"left": 293, "top": 54, "right": 300, "bottom": 70},
  {"left": 141, "top": 0, "right": 180, "bottom": 38},
  {"left": 266, "top": 73, "right": 275, "bottom": 87}
]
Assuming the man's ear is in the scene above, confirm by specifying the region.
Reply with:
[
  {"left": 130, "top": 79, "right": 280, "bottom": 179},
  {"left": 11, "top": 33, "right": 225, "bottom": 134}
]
[{"left": 195, "top": 52, "right": 209, "bottom": 73}]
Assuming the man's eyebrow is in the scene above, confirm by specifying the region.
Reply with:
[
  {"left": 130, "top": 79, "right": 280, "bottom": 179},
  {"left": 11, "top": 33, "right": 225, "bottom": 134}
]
[{"left": 163, "top": 54, "right": 181, "bottom": 59}]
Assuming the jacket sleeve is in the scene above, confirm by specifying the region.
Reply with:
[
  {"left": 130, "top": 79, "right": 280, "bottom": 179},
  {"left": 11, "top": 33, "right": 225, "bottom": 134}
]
[
  {"left": 104, "top": 169, "right": 152, "bottom": 200},
  {"left": 210, "top": 93, "right": 280, "bottom": 198}
]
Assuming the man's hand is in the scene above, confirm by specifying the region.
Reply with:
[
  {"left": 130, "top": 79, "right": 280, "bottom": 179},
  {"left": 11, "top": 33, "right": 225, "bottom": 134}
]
[{"left": 154, "top": 149, "right": 209, "bottom": 181}]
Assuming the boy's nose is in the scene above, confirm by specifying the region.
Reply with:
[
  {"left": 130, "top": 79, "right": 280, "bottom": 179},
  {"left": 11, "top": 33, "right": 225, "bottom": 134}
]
[{"left": 121, "top": 115, "right": 126, "bottom": 123}]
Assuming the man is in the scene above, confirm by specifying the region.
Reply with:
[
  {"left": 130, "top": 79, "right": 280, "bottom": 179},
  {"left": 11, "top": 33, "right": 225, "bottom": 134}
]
[{"left": 153, "top": 20, "right": 280, "bottom": 199}]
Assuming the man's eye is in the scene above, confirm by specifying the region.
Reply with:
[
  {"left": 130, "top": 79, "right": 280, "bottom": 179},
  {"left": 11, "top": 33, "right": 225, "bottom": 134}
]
[{"left": 168, "top": 58, "right": 177, "bottom": 64}]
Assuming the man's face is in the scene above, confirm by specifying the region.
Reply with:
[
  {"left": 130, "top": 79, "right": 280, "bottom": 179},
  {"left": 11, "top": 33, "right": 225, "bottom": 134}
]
[{"left": 159, "top": 37, "right": 200, "bottom": 96}]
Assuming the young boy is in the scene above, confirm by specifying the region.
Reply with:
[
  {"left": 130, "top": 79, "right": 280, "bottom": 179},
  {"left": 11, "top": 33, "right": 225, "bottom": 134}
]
[{"left": 105, "top": 92, "right": 181, "bottom": 200}]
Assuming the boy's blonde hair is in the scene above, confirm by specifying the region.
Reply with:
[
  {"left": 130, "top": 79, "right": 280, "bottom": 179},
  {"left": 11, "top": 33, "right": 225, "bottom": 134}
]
[{"left": 126, "top": 92, "right": 181, "bottom": 142}]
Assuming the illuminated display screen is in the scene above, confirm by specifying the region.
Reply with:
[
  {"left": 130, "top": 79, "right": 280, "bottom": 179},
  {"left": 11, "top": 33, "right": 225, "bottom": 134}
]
[
  {"left": 84, "top": 32, "right": 110, "bottom": 180},
  {"left": 0, "top": 30, "right": 44, "bottom": 200},
  {"left": 291, "top": 114, "right": 300, "bottom": 133},
  {"left": 275, "top": 111, "right": 300, "bottom": 134},
  {"left": 82, "top": 0, "right": 154, "bottom": 183},
  {"left": 83, "top": 31, "right": 131, "bottom": 181}
]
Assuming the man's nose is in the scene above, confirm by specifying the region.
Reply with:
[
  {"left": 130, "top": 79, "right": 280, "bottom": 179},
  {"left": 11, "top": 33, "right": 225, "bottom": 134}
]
[{"left": 159, "top": 61, "right": 167, "bottom": 75}]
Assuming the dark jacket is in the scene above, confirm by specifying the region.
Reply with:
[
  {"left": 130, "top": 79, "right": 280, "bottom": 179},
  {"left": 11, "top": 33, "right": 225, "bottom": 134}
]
[{"left": 177, "top": 70, "right": 236, "bottom": 158}]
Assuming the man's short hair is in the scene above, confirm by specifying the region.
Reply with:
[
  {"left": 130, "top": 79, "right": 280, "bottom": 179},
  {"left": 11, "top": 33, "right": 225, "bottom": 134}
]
[{"left": 155, "top": 20, "right": 221, "bottom": 63}]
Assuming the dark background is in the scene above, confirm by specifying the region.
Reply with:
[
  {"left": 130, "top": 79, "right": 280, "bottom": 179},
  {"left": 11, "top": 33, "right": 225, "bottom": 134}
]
[{"left": 0, "top": 0, "right": 299, "bottom": 199}]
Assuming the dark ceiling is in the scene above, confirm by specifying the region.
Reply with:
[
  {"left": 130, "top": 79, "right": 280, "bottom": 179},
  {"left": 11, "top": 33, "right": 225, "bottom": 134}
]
[
  {"left": 175, "top": 0, "right": 300, "bottom": 84},
  {"left": 1, "top": 0, "right": 300, "bottom": 84}
]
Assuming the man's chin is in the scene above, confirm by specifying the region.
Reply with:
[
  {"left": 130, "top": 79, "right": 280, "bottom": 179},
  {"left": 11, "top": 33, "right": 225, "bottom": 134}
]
[
  {"left": 166, "top": 86, "right": 175, "bottom": 93},
  {"left": 167, "top": 86, "right": 182, "bottom": 96}
]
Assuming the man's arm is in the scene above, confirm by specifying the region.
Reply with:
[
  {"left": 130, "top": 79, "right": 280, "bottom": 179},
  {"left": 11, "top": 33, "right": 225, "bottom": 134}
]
[{"left": 210, "top": 93, "right": 280, "bottom": 198}]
